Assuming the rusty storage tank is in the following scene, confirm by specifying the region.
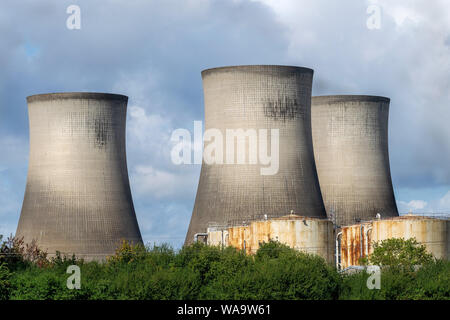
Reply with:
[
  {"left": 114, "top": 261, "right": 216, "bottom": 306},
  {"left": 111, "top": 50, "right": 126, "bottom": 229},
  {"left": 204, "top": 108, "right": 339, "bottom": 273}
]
[
  {"left": 339, "top": 215, "right": 449, "bottom": 269},
  {"left": 16, "top": 93, "right": 143, "bottom": 260},
  {"left": 207, "top": 214, "right": 335, "bottom": 264},
  {"left": 311, "top": 95, "right": 398, "bottom": 227},
  {"left": 185, "top": 65, "right": 327, "bottom": 245}
]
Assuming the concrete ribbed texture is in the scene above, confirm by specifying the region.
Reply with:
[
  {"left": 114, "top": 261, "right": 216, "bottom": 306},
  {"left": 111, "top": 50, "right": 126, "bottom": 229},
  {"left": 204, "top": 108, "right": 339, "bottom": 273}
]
[
  {"left": 185, "top": 65, "right": 327, "bottom": 245},
  {"left": 311, "top": 95, "right": 399, "bottom": 227},
  {"left": 16, "top": 93, "right": 142, "bottom": 261}
]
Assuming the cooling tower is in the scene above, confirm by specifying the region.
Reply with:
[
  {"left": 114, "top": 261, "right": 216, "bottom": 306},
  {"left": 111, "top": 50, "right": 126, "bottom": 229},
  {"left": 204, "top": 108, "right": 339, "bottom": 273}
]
[
  {"left": 16, "top": 92, "right": 142, "bottom": 260},
  {"left": 311, "top": 95, "right": 399, "bottom": 227},
  {"left": 185, "top": 65, "right": 327, "bottom": 245}
]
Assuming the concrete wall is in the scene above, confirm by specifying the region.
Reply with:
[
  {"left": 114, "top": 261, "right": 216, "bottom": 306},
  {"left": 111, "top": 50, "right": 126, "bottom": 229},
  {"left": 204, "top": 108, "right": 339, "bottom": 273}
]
[
  {"left": 311, "top": 95, "right": 398, "bottom": 227},
  {"left": 186, "top": 65, "right": 327, "bottom": 244},
  {"left": 16, "top": 93, "right": 142, "bottom": 261},
  {"left": 340, "top": 216, "right": 449, "bottom": 268},
  {"left": 208, "top": 215, "right": 335, "bottom": 263}
]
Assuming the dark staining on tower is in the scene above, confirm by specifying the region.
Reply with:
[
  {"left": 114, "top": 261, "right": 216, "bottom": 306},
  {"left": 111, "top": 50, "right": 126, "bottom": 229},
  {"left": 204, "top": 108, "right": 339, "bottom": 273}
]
[
  {"left": 263, "top": 96, "right": 304, "bottom": 120},
  {"left": 93, "top": 117, "right": 110, "bottom": 149}
]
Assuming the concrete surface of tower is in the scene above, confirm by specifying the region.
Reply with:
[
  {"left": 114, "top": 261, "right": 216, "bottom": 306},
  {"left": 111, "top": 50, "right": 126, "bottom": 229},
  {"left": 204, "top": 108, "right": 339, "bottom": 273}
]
[
  {"left": 311, "top": 95, "right": 399, "bottom": 227},
  {"left": 185, "top": 65, "right": 327, "bottom": 245},
  {"left": 16, "top": 92, "right": 142, "bottom": 260}
]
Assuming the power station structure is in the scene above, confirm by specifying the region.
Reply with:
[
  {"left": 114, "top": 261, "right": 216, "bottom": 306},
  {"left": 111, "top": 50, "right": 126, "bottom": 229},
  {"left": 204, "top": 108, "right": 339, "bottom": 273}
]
[
  {"left": 16, "top": 93, "right": 142, "bottom": 261},
  {"left": 338, "top": 215, "right": 450, "bottom": 269},
  {"left": 12, "top": 69, "right": 448, "bottom": 267},
  {"left": 207, "top": 214, "right": 335, "bottom": 264},
  {"left": 185, "top": 65, "right": 327, "bottom": 245},
  {"left": 311, "top": 95, "right": 399, "bottom": 227},
  {"left": 191, "top": 66, "right": 448, "bottom": 267}
]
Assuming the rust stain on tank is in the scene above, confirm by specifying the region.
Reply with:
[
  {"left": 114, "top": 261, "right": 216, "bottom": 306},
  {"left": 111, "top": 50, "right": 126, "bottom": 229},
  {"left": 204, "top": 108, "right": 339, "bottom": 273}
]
[
  {"left": 207, "top": 215, "right": 335, "bottom": 263},
  {"left": 340, "top": 223, "right": 372, "bottom": 268},
  {"left": 340, "top": 216, "right": 449, "bottom": 269}
]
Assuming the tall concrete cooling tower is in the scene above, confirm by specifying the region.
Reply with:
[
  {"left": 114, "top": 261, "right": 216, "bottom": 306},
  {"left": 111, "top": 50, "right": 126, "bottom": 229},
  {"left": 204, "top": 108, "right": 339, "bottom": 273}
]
[
  {"left": 16, "top": 93, "right": 142, "bottom": 260},
  {"left": 185, "top": 65, "right": 327, "bottom": 245},
  {"left": 311, "top": 95, "right": 398, "bottom": 227}
]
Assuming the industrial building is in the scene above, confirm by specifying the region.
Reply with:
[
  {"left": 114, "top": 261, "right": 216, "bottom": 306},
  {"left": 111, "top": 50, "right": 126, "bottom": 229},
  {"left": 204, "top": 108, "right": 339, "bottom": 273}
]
[
  {"left": 185, "top": 65, "right": 327, "bottom": 245},
  {"left": 206, "top": 213, "right": 450, "bottom": 268},
  {"left": 16, "top": 92, "right": 142, "bottom": 261},
  {"left": 338, "top": 215, "right": 450, "bottom": 269},
  {"left": 13, "top": 69, "right": 448, "bottom": 268},
  {"left": 311, "top": 95, "right": 399, "bottom": 227},
  {"left": 207, "top": 214, "right": 335, "bottom": 264},
  {"left": 191, "top": 67, "right": 448, "bottom": 268}
]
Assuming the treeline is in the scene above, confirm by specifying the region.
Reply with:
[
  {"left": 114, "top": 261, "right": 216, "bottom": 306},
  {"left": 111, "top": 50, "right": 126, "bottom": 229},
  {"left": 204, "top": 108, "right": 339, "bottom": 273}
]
[{"left": 0, "top": 236, "right": 448, "bottom": 300}]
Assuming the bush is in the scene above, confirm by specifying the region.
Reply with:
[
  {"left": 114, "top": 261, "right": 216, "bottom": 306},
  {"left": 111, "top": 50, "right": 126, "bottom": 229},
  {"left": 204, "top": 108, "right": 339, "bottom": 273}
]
[
  {"left": 0, "top": 235, "right": 49, "bottom": 270},
  {"left": 252, "top": 242, "right": 340, "bottom": 300},
  {"left": 340, "top": 260, "right": 450, "bottom": 300},
  {"left": 369, "top": 238, "right": 433, "bottom": 272},
  {"left": 340, "top": 238, "right": 449, "bottom": 300},
  {"left": 0, "top": 263, "right": 11, "bottom": 300},
  {"left": 1, "top": 235, "right": 448, "bottom": 300}
]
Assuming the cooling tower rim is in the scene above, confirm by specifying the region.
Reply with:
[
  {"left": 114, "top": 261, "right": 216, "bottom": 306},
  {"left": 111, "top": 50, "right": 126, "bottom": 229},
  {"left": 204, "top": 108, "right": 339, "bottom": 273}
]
[
  {"left": 312, "top": 95, "right": 390, "bottom": 104},
  {"left": 201, "top": 65, "right": 314, "bottom": 77},
  {"left": 27, "top": 92, "right": 128, "bottom": 103}
]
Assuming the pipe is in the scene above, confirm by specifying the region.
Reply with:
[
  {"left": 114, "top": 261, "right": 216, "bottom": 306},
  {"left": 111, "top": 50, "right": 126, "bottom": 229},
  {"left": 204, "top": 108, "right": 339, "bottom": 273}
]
[
  {"left": 360, "top": 224, "right": 364, "bottom": 258},
  {"left": 365, "top": 226, "right": 372, "bottom": 257},
  {"left": 243, "top": 227, "right": 247, "bottom": 254},
  {"left": 193, "top": 233, "right": 208, "bottom": 243},
  {"left": 336, "top": 232, "right": 342, "bottom": 270}
]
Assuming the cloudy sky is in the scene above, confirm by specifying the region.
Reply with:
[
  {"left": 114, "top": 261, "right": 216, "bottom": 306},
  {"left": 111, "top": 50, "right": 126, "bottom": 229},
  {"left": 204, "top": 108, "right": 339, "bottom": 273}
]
[{"left": 0, "top": 0, "right": 449, "bottom": 247}]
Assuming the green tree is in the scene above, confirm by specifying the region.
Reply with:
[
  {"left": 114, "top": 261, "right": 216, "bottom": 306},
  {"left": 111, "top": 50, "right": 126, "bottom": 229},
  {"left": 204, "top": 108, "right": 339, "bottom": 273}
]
[{"left": 369, "top": 238, "right": 433, "bottom": 272}]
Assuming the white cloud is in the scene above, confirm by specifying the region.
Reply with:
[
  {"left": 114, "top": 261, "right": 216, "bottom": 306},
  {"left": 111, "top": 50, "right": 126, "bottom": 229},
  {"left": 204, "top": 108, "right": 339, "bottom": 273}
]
[
  {"left": 257, "top": 0, "right": 450, "bottom": 191},
  {"left": 398, "top": 190, "right": 450, "bottom": 214},
  {"left": 398, "top": 199, "right": 428, "bottom": 212},
  {"left": 128, "top": 105, "right": 173, "bottom": 157},
  {"left": 379, "top": 2, "right": 423, "bottom": 26},
  {"left": 131, "top": 165, "right": 197, "bottom": 200},
  {"left": 126, "top": 105, "right": 199, "bottom": 201}
]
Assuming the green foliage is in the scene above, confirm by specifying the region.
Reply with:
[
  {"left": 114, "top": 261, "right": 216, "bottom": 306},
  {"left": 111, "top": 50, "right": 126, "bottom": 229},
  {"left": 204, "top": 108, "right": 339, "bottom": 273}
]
[
  {"left": 340, "top": 260, "right": 450, "bottom": 300},
  {"left": 107, "top": 239, "right": 147, "bottom": 265},
  {"left": 251, "top": 241, "right": 340, "bottom": 300},
  {"left": 0, "top": 235, "right": 49, "bottom": 270},
  {"left": 1, "top": 235, "right": 448, "bottom": 300},
  {"left": 340, "top": 238, "right": 448, "bottom": 300},
  {"left": 255, "top": 241, "right": 294, "bottom": 260},
  {"left": 369, "top": 238, "right": 434, "bottom": 272},
  {"left": 411, "top": 259, "right": 450, "bottom": 299},
  {"left": 0, "top": 263, "right": 11, "bottom": 300}
]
